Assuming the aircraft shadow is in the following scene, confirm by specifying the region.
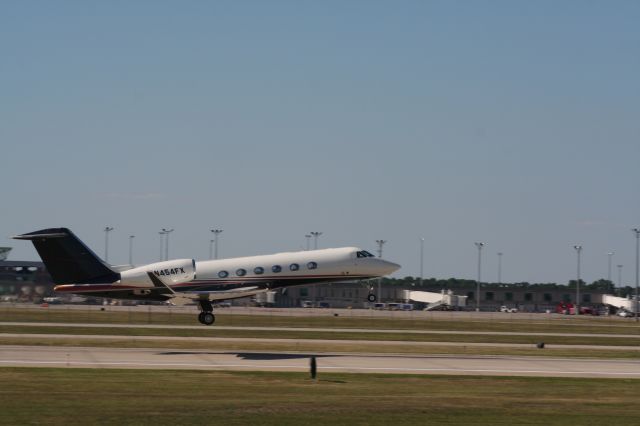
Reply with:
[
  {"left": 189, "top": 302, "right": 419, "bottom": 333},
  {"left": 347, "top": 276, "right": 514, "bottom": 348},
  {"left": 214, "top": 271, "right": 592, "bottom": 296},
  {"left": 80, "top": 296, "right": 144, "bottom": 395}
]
[{"left": 156, "top": 351, "right": 335, "bottom": 361}]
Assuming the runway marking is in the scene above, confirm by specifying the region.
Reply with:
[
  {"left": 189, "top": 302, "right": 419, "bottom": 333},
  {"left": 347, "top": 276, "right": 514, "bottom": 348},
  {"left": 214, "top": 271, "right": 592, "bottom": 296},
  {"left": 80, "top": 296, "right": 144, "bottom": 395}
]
[{"left": 1, "top": 359, "right": 640, "bottom": 377}]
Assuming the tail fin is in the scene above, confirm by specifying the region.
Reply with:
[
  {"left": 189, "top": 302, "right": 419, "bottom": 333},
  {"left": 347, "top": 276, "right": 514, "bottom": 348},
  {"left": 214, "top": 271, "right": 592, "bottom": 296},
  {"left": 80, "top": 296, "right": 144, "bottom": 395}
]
[{"left": 13, "top": 228, "right": 120, "bottom": 285}]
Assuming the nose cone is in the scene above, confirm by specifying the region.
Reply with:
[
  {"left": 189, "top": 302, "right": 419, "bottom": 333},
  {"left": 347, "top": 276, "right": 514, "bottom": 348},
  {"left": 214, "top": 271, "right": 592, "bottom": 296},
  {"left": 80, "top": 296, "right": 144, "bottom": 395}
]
[{"left": 374, "top": 258, "right": 401, "bottom": 276}]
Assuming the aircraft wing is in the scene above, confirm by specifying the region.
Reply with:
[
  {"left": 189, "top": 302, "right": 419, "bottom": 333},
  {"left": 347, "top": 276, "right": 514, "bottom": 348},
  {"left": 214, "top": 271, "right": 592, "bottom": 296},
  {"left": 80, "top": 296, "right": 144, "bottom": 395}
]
[{"left": 146, "top": 272, "right": 261, "bottom": 303}]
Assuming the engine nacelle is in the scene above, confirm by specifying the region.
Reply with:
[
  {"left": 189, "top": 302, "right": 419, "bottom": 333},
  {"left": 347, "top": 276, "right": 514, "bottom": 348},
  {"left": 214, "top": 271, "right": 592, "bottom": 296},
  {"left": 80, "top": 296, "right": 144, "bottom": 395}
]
[{"left": 119, "top": 259, "right": 196, "bottom": 288}]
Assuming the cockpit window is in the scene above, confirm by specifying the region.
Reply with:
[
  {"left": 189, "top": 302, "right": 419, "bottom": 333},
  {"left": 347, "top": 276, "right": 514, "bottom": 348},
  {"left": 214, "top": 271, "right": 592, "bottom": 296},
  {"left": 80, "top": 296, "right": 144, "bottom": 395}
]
[{"left": 357, "top": 251, "right": 376, "bottom": 258}]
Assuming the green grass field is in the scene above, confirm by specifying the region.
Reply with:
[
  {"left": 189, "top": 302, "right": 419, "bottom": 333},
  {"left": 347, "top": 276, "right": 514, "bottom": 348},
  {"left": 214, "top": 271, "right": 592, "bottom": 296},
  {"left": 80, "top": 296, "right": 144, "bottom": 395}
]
[
  {"left": 1, "top": 368, "right": 639, "bottom": 425},
  {"left": 2, "top": 307, "right": 640, "bottom": 424},
  {"left": 2, "top": 323, "right": 640, "bottom": 347},
  {"left": 2, "top": 306, "right": 639, "bottom": 335}
]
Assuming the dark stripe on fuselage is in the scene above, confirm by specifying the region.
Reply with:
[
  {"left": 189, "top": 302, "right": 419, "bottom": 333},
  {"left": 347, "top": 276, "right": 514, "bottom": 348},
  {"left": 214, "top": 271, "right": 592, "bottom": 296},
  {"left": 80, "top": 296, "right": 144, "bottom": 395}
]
[{"left": 54, "top": 275, "right": 371, "bottom": 296}]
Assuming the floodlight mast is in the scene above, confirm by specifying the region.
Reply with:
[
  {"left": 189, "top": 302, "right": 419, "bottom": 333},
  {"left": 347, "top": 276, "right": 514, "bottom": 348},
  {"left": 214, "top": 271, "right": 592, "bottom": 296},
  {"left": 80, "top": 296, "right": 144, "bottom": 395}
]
[
  {"left": 211, "top": 229, "right": 223, "bottom": 259},
  {"left": 607, "top": 252, "right": 614, "bottom": 283},
  {"left": 376, "top": 240, "right": 387, "bottom": 302},
  {"left": 474, "top": 242, "right": 484, "bottom": 311},
  {"left": 617, "top": 264, "right": 623, "bottom": 288},
  {"left": 419, "top": 238, "right": 424, "bottom": 287},
  {"left": 310, "top": 232, "right": 323, "bottom": 250},
  {"left": 128, "top": 235, "right": 135, "bottom": 266},
  {"left": 633, "top": 229, "right": 640, "bottom": 322},
  {"left": 104, "top": 227, "right": 114, "bottom": 262},
  {"left": 574, "top": 245, "right": 582, "bottom": 315},
  {"left": 162, "top": 228, "right": 174, "bottom": 260},
  {"left": 158, "top": 231, "right": 166, "bottom": 261}
]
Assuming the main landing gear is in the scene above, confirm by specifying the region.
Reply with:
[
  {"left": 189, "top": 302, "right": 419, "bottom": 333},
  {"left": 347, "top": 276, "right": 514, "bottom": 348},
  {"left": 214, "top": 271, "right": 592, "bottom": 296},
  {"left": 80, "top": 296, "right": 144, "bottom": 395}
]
[
  {"left": 367, "top": 284, "right": 377, "bottom": 302},
  {"left": 197, "top": 300, "right": 215, "bottom": 325}
]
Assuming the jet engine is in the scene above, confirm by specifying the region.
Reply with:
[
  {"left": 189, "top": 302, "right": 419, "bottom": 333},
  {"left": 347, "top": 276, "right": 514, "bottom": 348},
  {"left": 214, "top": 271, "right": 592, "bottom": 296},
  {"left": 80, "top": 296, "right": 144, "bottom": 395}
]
[{"left": 119, "top": 259, "right": 196, "bottom": 288}]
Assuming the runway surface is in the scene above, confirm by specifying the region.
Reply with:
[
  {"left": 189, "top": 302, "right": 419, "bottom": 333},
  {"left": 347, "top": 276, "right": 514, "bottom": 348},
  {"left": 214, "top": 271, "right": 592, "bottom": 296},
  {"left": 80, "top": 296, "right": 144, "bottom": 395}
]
[
  {"left": 1, "top": 345, "right": 639, "bottom": 378},
  {"left": 3, "top": 322, "right": 640, "bottom": 339}
]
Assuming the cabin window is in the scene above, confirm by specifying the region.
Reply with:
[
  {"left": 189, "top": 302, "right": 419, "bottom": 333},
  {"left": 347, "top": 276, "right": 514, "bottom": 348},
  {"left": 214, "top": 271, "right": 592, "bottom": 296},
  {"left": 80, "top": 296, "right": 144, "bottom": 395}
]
[
  {"left": 236, "top": 268, "right": 247, "bottom": 276},
  {"left": 218, "top": 271, "right": 229, "bottom": 278},
  {"left": 254, "top": 267, "right": 264, "bottom": 275},
  {"left": 272, "top": 265, "right": 282, "bottom": 273},
  {"left": 290, "top": 263, "right": 300, "bottom": 271},
  {"left": 307, "top": 261, "right": 318, "bottom": 270}
]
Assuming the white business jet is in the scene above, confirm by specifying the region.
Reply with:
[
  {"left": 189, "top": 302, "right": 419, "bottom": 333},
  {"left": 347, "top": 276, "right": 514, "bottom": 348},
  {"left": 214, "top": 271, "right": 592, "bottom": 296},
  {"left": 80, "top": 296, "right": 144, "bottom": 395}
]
[{"left": 14, "top": 228, "right": 400, "bottom": 325}]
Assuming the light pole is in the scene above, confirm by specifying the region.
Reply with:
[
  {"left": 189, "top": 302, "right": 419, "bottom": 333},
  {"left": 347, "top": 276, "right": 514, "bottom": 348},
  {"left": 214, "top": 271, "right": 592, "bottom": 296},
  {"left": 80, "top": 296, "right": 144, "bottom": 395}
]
[
  {"left": 162, "top": 228, "right": 174, "bottom": 260},
  {"left": 310, "top": 232, "right": 323, "bottom": 250},
  {"left": 128, "top": 235, "right": 135, "bottom": 266},
  {"left": 209, "top": 239, "right": 214, "bottom": 260},
  {"left": 607, "top": 252, "right": 614, "bottom": 283},
  {"left": 305, "top": 234, "right": 312, "bottom": 251},
  {"left": 497, "top": 252, "right": 503, "bottom": 284},
  {"left": 633, "top": 228, "right": 640, "bottom": 322},
  {"left": 104, "top": 226, "right": 114, "bottom": 262},
  {"left": 158, "top": 231, "right": 166, "bottom": 261},
  {"left": 419, "top": 238, "right": 424, "bottom": 286},
  {"left": 474, "top": 242, "right": 484, "bottom": 311},
  {"left": 617, "top": 264, "right": 623, "bottom": 288},
  {"left": 309, "top": 232, "right": 323, "bottom": 304},
  {"left": 376, "top": 239, "right": 387, "bottom": 301},
  {"left": 574, "top": 245, "right": 582, "bottom": 315},
  {"left": 211, "top": 229, "right": 223, "bottom": 259}
]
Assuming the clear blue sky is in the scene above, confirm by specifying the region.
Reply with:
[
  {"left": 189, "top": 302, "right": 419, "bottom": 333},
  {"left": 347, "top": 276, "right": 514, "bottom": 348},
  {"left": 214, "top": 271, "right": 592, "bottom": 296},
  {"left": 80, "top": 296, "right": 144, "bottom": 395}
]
[{"left": 2, "top": 1, "right": 639, "bottom": 284}]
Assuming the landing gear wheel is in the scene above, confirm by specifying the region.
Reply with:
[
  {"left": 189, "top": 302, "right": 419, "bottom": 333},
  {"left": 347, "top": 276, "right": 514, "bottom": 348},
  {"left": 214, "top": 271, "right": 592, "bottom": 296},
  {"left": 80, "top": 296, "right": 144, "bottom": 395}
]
[
  {"left": 367, "top": 293, "right": 377, "bottom": 302},
  {"left": 202, "top": 312, "right": 215, "bottom": 325},
  {"left": 198, "top": 312, "right": 206, "bottom": 324}
]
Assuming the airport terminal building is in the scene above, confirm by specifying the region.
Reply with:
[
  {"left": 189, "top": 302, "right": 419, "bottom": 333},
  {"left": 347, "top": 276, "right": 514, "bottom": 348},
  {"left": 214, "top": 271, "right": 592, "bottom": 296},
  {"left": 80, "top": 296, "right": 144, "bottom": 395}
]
[
  {"left": 269, "top": 281, "right": 612, "bottom": 312},
  {"left": 0, "top": 259, "right": 53, "bottom": 303}
]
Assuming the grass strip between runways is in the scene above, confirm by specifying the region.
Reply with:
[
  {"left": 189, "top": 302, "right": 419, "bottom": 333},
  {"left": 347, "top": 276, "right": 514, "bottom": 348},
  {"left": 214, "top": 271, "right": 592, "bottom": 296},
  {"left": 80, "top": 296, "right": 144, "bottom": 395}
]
[{"left": 1, "top": 324, "right": 640, "bottom": 346}]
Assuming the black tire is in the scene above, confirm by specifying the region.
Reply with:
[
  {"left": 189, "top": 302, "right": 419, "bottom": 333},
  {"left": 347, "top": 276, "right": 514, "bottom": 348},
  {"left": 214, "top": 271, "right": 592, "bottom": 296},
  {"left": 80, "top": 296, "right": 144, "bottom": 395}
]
[
  {"left": 202, "top": 312, "right": 215, "bottom": 325},
  {"left": 198, "top": 312, "right": 206, "bottom": 324},
  {"left": 367, "top": 293, "right": 377, "bottom": 302}
]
